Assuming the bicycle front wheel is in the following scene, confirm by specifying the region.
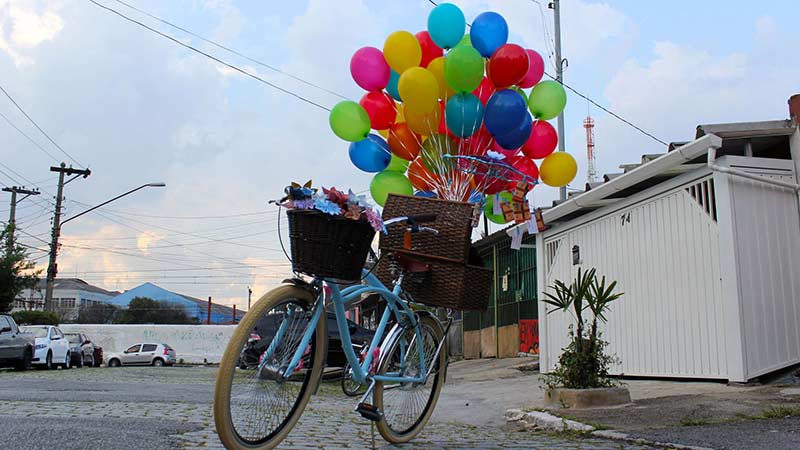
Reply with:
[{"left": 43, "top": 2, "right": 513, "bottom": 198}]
[
  {"left": 374, "top": 314, "right": 447, "bottom": 444},
  {"left": 341, "top": 362, "right": 365, "bottom": 397},
  {"left": 214, "top": 285, "right": 327, "bottom": 450}
]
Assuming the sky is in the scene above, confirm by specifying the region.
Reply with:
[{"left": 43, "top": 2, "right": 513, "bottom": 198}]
[{"left": 1, "top": 0, "right": 798, "bottom": 311}]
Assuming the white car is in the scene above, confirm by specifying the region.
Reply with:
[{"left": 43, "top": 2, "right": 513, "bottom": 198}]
[
  {"left": 105, "top": 343, "right": 176, "bottom": 367},
  {"left": 20, "top": 325, "right": 72, "bottom": 370}
]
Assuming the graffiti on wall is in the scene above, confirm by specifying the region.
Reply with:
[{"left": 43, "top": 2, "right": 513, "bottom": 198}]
[{"left": 519, "top": 319, "right": 539, "bottom": 354}]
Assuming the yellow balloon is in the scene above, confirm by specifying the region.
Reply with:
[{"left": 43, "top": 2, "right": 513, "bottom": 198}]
[
  {"left": 378, "top": 128, "right": 389, "bottom": 138},
  {"left": 427, "top": 56, "right": 456, "bottom": 100},
  {"left": 395, "top": 102, "right": 405, "bottom": 123},
  {"left": 398, "top": 67, "right": 439, "bottom": 114},
  {"left": 384, "top": 31, "right": 422, "bottom": 74},
  {"left": 539, "top": 152, "right": 578, "bottom": 188},
  {"left": 405, "top": 107, "right": 440, "bottom": 136}
]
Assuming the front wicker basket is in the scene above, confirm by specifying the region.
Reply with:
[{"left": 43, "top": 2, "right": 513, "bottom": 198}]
[{"left": 287, "top": 209, "right": 375, "bottom": 282}]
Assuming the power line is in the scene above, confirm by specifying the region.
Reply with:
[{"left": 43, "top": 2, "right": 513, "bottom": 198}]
[
  {"left": 87, "top": 0, "right": 333, "bottom": 112},
  {"left": 0, "top": 110, "right": 63, "bottom": 164},
  {"left": 112, "top": 0, "right": 348, "bottom": 101},
  {"left": 424, "top": 0, "right": 669, "bottom": 147},
  {"left": 0, "top": 84, "right": 84, "bottom": 167}
]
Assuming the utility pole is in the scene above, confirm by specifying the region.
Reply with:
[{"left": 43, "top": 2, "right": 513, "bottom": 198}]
[
  {"left": 551, "top": 0, "right": 568, "bottom": 201},
  {"left": 207, "top": 296, "right": 212, "bottom": 325},
  {"left": 2, "top": 186, "right": 40, "bottom": 253},
  {"left": 247, "top": 286, "right": 252, "bottom": 311},
  {"left": 44, "top": 163, "right": 91, "bottom": 312}
]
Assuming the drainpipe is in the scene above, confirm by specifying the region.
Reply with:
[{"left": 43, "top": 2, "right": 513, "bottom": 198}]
[
  {"left": 494, "top": 244, "right": 498, "bottom": 359},
  {"left": 707, "top": 148, "right": 800, "bottom": 192}
]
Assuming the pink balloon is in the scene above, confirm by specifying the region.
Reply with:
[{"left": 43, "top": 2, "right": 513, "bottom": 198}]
[
  {"left": 522, "top": 120, "right": 558, "bottom": 159},
  {"left": 350, "top": 47, "right": 390, "bottom": 92},
  {"left": 519, "top": 49, "right": 545, "bottom": 89}
]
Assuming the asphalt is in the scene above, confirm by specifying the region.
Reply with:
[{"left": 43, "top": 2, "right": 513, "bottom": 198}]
[
  {"left": 0, "top": 415, "right": 199, "bottom": 450},
  {"left": 632, "top": 416, "right": 800, "bottom": 450}
]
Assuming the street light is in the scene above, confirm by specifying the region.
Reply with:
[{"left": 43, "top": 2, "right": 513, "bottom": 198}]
[{"left": 44, "top": 182, "right": 166, "bottom": 311}]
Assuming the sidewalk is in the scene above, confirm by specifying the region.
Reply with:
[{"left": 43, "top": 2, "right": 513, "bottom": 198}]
[{"left": 442, "top": 357, "right": 800, "bottom": 449}]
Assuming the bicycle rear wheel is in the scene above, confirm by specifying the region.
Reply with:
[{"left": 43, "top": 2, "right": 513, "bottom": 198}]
[
  {"left": 374, "top": 314, "right": 446, "bottom": 443},
  {"left": 214, "top": 285, "right": 327, "bottom": 450}
]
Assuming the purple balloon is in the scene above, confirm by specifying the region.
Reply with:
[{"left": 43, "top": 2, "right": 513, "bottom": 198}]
[
  {"left": 495, "top": 113, "right": 533, "bottom": 150},
  {"left": 484, "top": 89, "right": 528, "bottom": 137},
  {"left": 350, "top": 47, "right": 391, "bottom": 92}
]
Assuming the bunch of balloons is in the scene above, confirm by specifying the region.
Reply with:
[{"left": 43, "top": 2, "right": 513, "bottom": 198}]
[{"left": 329, "top": 3, "right": 577, "bottom": 216}]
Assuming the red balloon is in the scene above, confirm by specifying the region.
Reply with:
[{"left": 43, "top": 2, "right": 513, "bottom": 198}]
[
  {"left": 415, "top": 31, "right": 443, "bottom": 68},
  {"left": 475, "top": 172, "right": 507, "bottom": 195},
  {"left": 472, "top": 77, "right": 495, "bottom": 105},
  {"left": 488, "top": 44, "right": 529, "bottom": 89},
  {"left": 519, "top": 49, "right": 545, "bottom": 88},
  {"left": 490, "top": 140, "right": 519, "bottom": 158},
  {"left": 507, "top": 155, "right": 540, "bottom": 185},
  {"left": 359, "top": 92, "right": 397, "bottom": 130},
  {"left": 458, "top": 126, "right": 492, "bottom": 157},
  {"left": 522, "top": 120, "right": 558, "bottom": 159}
]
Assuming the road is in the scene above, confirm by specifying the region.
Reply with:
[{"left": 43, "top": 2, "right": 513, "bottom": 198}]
[{"left": 0, "top": 365, "right": 654, "bottom": 450}]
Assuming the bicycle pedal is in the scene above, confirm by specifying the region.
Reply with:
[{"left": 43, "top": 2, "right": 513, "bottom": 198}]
[{"left": 356, "top": 402, "right": 383, "bottom": 422}]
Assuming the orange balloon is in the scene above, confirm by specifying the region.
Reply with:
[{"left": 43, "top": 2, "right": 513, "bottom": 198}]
[
  {"left": 408, "top": 157, "right": 439, "bottom": 191},
  {"left": 388, "top": 123, "right": 422, "bottom": 160},
  {"left": 405, "top": 107, "right": 441, "bottom": 136}
]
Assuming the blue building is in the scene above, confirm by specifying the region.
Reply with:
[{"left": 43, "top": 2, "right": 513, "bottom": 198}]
[{"left": 107, "top": 282, "right": 244, "bottom": 324}]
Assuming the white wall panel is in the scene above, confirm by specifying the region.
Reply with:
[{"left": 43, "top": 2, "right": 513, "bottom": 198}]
[{"left": 541, "top": 176, "right": 727, "bottom": 378}]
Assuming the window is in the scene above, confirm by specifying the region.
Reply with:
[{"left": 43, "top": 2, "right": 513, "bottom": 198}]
[
  {"left": 21, "top": 327, "right": 48, "bottom": 338},
  {"left": 59, "top": 298, "right": 76, "bottom": 308},
  {"left": 51, "top": 328, "right": 63, "bottom": 339},
  {"left": 125, "top": 344, "right": 141, "bottom": 354},
  {"left": 0, "top": 317, "right": 10, "bottom": 332},
  {"left": 141, "top": 344, "right": 158, "bottom": 352}
]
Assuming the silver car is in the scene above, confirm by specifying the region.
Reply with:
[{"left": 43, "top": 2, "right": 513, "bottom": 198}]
[{"left": 105, "top": 343, "right": 176, "bottom": 367}]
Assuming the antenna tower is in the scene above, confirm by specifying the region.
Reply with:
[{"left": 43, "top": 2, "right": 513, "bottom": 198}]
[{"left": 584, "top": 115, "right": 597, "bottom": 183}]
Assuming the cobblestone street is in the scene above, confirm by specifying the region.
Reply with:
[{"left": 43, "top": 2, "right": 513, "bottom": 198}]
[{"left": 0, "top": 366, "right": 654, "bottom": 449}]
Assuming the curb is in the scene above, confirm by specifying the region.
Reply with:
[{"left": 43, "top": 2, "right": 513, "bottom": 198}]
[{"left": 505, "top": 409, "right": 714, "bottom": 450}]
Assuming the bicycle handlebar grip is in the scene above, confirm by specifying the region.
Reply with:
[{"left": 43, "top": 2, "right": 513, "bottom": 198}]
[{"left": 409, "top": 214, "right": 437, "bottom": 224}]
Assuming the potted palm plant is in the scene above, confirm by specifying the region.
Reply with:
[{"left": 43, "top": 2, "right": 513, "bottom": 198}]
[{"left": 541, "top": 268, "right": 630, "bottom": 408}]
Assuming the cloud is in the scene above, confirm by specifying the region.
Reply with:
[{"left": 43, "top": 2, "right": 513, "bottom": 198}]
[{"left": 0, "top": 1, "right": 64, "bottom": 66}]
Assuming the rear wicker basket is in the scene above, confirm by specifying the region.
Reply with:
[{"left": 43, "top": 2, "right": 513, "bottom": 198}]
[
  {"left": 377, "top": 250, "right": 492, "bottom": 311},
  {"left": 287, "top": 209, "right": 375, "bottom": 282},
  {"left": 379, "top": 194, "right": 475, "bottom": 263}
]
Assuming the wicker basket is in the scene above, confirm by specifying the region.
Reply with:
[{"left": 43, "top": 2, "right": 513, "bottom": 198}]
[
  {"left": 377, "top": 250, "right": 492, "bottom": 311},
  {"left": 379, "top": 194, "right": 475, "bottom": 263},
  {"left": 287, "top": 209, "right": 375, "bottom": 282}
]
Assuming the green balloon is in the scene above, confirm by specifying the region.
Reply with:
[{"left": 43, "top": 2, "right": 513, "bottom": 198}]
[
  {"left": 370, "top": 170, "right": 413, "bottom": 206},
  {"left": 528, "top": 80, "right": 567, "bottom": 121},
  {"left": 385, "top": 153, "right": 410, "bottom": 172},
  {"left": 444, "top": 45, "right": 484, "bottom": 93},
  {"left": 420, "top": 133, "right": 456, "bottom": 174},
  {"left": 329, "top": 101, "right": 370, "bottom": 142},
  {"left": 456, "top": 33, "right": 471, "bottom": 48},
  {"left": 484, "top": 191, "right": 513, "bottom": 224},
  {"left": 510, "top": 86, "right": 528, "bottom": 103}
]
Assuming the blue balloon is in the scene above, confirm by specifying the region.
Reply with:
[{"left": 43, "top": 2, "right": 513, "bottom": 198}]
[
  {"left": 349, "top": 134, "right": 391, "bottom": 173},
  {"left": 495, "top": 113, "right": 533, "bottom": 150},
  {"left": 428, "top": 3, "right": 466, "bottom": 49},
  {"left": 470, "top": 12, "right": 508, "bottom": 57},
  {"left": 414, "top": 190, "right": 438, "bottom": 198},
  {"left": 445, "top": 93, "right": 484, "bottom": 138},
  {"left": 386, "top": 70, "right": 401, "bottom": 101},
  {"left": 484, "top": 89, "right": 528, "bottom": 137}
]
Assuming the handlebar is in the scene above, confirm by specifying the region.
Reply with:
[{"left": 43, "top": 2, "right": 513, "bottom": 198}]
[{"left": 384, "top": 214, "right": 439, "bottom": 234}]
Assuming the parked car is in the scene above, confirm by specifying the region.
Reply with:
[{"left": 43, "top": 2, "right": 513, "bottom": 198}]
[
  {"left": 0, "top": 314, "right": 35, "bottom": 371},
  {"left": 64, "top": 333, "right": 100, "bottom": 368},
  {"left": 238, "top": 312, "right": 378, "bottom": 370},
  {"left": 20, "top": 325, "right": 71, "bottom": 370},
  {"left": 105, "top": 343, "right": 176, "bottom": 367}
]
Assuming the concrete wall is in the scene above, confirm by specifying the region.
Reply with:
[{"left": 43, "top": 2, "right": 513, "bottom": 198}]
[
  {"left": 61, "top": 324, "right": 235, "bottom": 364},
  {"left": 498, "top": 324, "right": 520, "bottom": 358}
]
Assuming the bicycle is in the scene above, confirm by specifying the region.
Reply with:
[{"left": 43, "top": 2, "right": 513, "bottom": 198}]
[
  {"left": 341, "top": 343, "right": 367, "bottom": 397},
  {"left": 213, "top": 214, "right": 449, "bottom": 450}
]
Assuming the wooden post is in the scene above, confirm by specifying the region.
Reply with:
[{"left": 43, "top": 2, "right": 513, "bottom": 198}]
[
  {"left": 207, "top": 296, "right": 212, "bottom": 325},
  {"left": 232, "top": 304, "right": 237, "bottom": 324}
]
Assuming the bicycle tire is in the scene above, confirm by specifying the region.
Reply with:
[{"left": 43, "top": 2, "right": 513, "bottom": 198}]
[
  {"left": 341, "top": 362, "right": 365, "bottom": 397},
  {"left": 214, "top": 285, "right": 327, "bottom": 450},
  {"left": 373, "top": 314, "right": 446, "bottom": 443}
]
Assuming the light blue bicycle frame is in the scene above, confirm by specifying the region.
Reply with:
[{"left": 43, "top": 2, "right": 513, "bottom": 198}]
[{"left": 266, "top": 271, "right": 428, "bottom": 385}]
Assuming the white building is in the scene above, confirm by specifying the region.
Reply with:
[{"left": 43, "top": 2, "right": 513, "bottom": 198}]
[
  {"left": 531, "top": 95, "right": 800, "bottom": 382},
  {"left": 14, "top": 278, "right": 119, "bottom": 322}
]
